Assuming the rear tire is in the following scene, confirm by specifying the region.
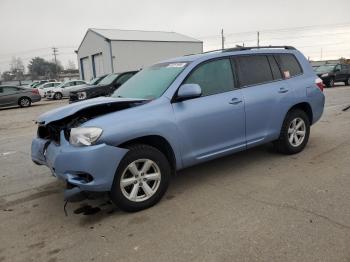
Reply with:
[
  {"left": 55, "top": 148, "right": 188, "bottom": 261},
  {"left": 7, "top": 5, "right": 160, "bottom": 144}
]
[
  {"left": 274, "top": 109, "right": 310, "bottom": 155},
  {"left": 54, "top": 92, "right": 62, "bottom": 100},
  {"left": 18, "top": 97, "right": 31, "bottom": 107},
  {"left": 110, "top": 144, "right": 171, "bottom": 212}
]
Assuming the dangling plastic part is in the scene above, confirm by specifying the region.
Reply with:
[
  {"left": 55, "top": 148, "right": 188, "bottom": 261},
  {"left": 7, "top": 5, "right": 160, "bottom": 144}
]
[{"left": 64, "top": 200, "right": 68, "bottom": 216}]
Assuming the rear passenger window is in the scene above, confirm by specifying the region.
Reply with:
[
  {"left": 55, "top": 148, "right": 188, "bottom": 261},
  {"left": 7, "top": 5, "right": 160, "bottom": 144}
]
[
  {"left": 184, "top": 58, "right": 235, "bottom": 96},
  {"left": 267, "top": 56, "right": 282, "bottom": 80},
  {"left": 235, "top": 55, "right": 273, "bottom": 87},
  {"left": 275, "top": 54, "right": 302, "bottom": 78}
]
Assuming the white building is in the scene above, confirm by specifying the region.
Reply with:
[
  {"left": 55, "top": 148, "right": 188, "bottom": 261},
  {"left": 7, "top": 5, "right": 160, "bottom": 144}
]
[{"left": 76, "top": 28, "right": 203, "bottom": 80}]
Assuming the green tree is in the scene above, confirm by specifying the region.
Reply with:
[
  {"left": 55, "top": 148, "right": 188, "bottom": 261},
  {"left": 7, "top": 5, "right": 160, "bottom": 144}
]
[{"left": 28, "top": 57, "right": 63, "bottom": 79}]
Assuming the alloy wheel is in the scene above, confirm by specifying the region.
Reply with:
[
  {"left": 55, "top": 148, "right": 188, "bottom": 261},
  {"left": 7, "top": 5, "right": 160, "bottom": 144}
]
[
  {"left": 288, "top": 117, "right": 306, "bottom": 147},
  {"left": 20, "top": 98, "right": 30, "bottom": 107},
  {"left": 120, "top": 159, "right": 161, "bottom": 202}
]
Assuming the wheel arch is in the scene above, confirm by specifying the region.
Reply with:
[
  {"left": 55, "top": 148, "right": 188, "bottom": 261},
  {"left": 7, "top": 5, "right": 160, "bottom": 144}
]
[
  {"left": 118, "top": 135, "right": 178, "bottom": 173},
  {"left": 287, "top": 102, "right": 313, "bottom": 124}
]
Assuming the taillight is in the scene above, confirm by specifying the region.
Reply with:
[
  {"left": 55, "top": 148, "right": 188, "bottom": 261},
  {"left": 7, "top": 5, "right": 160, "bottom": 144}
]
[
  {"left": 32, "top": 88, "right": 39, "bottom": 94},
  {"left": 315, "top": 78, "right": 324, "bottom": 92}
]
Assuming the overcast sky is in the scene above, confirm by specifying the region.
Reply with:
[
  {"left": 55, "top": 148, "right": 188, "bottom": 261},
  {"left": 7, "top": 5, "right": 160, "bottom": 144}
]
[{"left": 0, "top": 0, "right": 349, "bottom": 73}]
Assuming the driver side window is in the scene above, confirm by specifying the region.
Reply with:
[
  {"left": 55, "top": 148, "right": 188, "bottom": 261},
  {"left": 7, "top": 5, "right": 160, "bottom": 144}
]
[{"left": 184, "top": 58, "right": 235, "bottom": 97}]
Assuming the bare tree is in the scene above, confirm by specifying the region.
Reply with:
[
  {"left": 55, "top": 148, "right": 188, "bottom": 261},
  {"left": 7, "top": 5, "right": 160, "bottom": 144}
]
[
  {"left": 66, "top": 60, "right": 76, "bottom": 70},
  {"left": 10, "top": 56, "right": 25, "bottom": 80}
]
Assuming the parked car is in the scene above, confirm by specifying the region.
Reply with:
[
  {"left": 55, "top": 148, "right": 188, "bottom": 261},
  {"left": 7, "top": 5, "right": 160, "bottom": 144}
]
[
  {"left": 31, "top": 46, "right": 325, "bottom": 212},
  {"left": 46, "top": 80, "right": 86, "bottom": 100},
  {"left": 60, "top": 75, "right": 107, "bottom": 98},
  {"left": 37, "top": 82, "right": 62, "bottom": 97},
  {"left": 0, "top": 85, "right": 41, "bottom": 107},
  {"left": 69, "top": 71, "right": 137, "bottom": 103},
  {"left": 314, "top": 63, "right": 350, "bottom": 87},
  {"left": 31, "top": 80, "right": 48, "bottom": 88}
]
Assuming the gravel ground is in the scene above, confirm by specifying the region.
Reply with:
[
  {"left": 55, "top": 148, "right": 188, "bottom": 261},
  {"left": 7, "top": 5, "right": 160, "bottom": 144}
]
[{"left": 0, "top": 87, "right": 349, "bottom": 262}]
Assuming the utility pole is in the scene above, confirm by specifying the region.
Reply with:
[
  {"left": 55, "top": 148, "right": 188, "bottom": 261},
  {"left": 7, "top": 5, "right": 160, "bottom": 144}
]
[
  {"left": 221, "top": 29, "right": 225, "bottom": 50},
  {"left": 52, "top": 47, "right": 58, "bottom": 79},
  {"left": 257, "top": 31, "right": 260, "bottom": 47},
  {"left": 320, "top": 48, "right": 323, "bottom": 60}
]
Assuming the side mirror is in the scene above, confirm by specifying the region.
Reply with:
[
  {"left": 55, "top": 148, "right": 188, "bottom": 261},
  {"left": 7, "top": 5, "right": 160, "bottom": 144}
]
[
  {"left": 334, "top": 68, "right": 340, "bottom": 72},
  {"left": 176, "top": 84, "right": 202, "bottom": 101}
]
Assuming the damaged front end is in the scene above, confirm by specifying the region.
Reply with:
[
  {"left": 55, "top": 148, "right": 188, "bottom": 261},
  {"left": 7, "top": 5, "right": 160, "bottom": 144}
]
[
  {"left": 36, "top": 98, "right": 147, "bottom": 144},
  {"left": 31, "top": 98, "right": 147, "bottom": 202}
]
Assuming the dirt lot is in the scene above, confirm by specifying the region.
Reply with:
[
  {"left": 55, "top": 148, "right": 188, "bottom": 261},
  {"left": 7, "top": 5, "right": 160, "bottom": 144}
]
[{"left": 0, "top": 87, "right": 350, "bottom": 262}]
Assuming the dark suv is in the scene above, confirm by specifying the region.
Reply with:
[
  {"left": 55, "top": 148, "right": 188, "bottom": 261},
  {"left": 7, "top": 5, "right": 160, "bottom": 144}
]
[
  {"left": 69, "top": 71, "right": 137, "bottom": 103},
  {"left": 315, "top": 63, "right": 350, "bottom": 87}
]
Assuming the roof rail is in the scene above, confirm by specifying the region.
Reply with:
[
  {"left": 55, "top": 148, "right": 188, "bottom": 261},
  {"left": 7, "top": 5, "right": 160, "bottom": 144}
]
[{"left": 222, "top": 45, "right": 296, "bottom": 53}]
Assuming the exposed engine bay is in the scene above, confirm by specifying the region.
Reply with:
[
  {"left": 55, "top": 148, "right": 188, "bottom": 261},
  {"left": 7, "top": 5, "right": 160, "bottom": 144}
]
[{"left": 37, "top": 100, "right": 146, "bottom": 143}]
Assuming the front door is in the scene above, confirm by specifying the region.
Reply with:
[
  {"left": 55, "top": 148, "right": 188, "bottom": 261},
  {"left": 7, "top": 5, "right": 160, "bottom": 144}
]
[
  {"left": 172, "top": 58, "right": 246, "bottom": 166},
  {"left": 0, "top": 86, "right": 20, "bottom": 106}
]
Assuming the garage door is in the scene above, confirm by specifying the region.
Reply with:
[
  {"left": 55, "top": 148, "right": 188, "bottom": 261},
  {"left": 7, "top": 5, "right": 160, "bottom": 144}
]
[
  {"left": 93, "top": 53, "right": 105, "bottom": 77},
  {"left": 81, "top": 57, "right": 92, "bottom": 81}
]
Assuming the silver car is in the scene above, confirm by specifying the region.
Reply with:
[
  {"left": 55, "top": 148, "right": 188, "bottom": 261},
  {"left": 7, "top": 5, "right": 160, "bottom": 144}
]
[{"left": 0, "top": 85, "right": 41, "bottom": 108}]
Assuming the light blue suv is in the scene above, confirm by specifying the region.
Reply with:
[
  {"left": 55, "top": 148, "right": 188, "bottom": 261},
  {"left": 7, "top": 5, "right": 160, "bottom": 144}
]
[{"left": 31, "top": 46, "right": 325, "bottom": 212}]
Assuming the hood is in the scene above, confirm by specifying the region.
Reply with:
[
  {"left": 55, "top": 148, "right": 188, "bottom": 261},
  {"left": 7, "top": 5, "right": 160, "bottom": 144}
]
[
  {"left": 71, "top": 84, "right": 108, "bottom": 93},
  {"left": 37, "top": 97, "right": 146, "bottom": 124}
]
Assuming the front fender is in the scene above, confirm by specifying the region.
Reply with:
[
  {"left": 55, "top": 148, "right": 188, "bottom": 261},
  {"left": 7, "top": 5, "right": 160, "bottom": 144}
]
[{"left": 85, "top": 98, "right": 184, "bottom": 169}]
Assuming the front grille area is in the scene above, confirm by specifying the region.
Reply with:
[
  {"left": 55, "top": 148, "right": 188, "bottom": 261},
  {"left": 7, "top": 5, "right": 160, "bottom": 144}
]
[{"left": 38, "top": 125, "right": 61, "bottom": 144}]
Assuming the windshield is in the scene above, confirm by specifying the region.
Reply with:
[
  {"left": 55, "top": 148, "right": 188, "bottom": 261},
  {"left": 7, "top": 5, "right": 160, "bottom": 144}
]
[
  {"left": 89, "top": 76, "right": 105, "bottom": 85},
  {"left": 98, "top": 74, "right": 119, "bottom": 85},
  {"left": 315, "top": 65, "right": 335, "bottom": 73},
  {"left": 112, "top": 62, "right": 188, "bottom": 99}
]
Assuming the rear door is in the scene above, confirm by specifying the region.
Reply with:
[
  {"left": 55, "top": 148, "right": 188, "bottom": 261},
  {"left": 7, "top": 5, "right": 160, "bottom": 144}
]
[
  {"left": 172, "top": 58, "right": 246, "bottom": 165},
  {"left": 233, "top": 54, "right": 294, "bottom": 147}
]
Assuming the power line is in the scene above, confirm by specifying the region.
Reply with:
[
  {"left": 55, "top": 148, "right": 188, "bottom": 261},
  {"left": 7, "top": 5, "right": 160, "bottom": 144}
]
[
  {"left": 198, "top": 21, "right": 350, "bottom": 39},
  {"left": 0, "top": 46, "right": 76, "bottom": 57}
]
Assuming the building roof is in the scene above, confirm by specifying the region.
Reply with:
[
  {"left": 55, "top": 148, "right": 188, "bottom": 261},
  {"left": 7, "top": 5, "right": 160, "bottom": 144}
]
[{"left": 90, "top": 28, "right": 202, "bottom": 43}]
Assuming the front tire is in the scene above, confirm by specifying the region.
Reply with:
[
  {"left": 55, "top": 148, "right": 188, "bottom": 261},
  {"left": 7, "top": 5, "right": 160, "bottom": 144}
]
[
  {"left": 345, "top": 77, "right": 350, "bottom": 86},
  {"left": 326, "top": 78, "right": 335, "bottom": 88},
  {"left": 110, "top": 144, "right": 171, "bottom": 212},
  {"left": 274, "top": 109, "right": 310, "bottom": 155}
]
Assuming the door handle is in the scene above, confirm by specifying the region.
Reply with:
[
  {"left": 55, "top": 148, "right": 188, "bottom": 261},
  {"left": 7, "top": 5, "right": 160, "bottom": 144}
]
[
  {"left": 278, "top": 87, "right": 289, "bottom": 93},
  {"left": 229, "top": 98, "right": 243, "bottom": 105}
]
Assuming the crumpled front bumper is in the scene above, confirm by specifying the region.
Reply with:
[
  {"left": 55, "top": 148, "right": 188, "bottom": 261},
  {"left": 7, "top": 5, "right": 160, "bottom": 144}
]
[{"left": 31, "top": 132, "right": 128, "bottom": 192}]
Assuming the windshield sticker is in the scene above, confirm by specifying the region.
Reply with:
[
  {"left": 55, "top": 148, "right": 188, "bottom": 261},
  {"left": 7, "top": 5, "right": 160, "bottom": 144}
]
[{"left": 167, "top": 63, "right": 187, "bottom": 68}]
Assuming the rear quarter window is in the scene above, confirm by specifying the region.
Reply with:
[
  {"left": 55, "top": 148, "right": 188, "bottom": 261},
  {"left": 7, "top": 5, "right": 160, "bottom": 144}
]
[{"left": 275, "top": 54, "right": 303, "bottom": 78}]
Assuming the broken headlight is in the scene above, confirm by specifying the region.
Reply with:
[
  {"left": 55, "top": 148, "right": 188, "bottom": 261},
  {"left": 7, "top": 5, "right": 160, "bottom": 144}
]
[
  {"left": 69, "top": 127, "right": 103, "bottom": 146},
  {"left": 77, "top": 91, "right": 87, "bottom": 100}
]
